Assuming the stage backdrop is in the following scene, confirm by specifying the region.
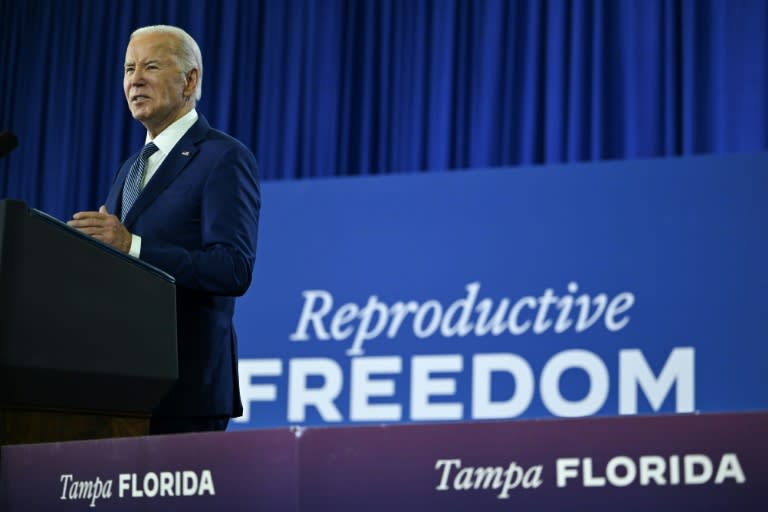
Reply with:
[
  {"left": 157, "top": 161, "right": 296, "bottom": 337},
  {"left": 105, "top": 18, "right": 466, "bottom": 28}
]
[
  {"left": 230, "top": 152, "right": 768, "bottom": 430},
  {"left": 2, "top": 0, "right": 768, "bottom": 220}
]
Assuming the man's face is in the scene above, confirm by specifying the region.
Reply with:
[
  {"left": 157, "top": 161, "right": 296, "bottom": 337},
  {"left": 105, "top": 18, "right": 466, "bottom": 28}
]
[{"left": 123, "top": 32, "right": 195, "bottom": 136}]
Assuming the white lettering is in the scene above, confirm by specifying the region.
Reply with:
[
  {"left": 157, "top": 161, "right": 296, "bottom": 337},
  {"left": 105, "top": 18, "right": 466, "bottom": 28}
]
[
  {"left": 288, "top": 358, "right": 343, "bottom": 422},
  {"left": 670, "top": 455, "right": 680, "bottom": 485},
  {"left": 606, "top": 456, "right": 636, "bottom": 487},
  {"left": 289, "top": 283, "right": 635, "bottom": 356},
  {"left": 685, "top": 454, "right": 713, "bottom": 485},
  {"left": 506, "top": 297, "right": 533, "bottom": 335},
  {"left": 239, "top": 347, "right": 693, "bottom": 423},
  {"left": 604, "top": 292, "right": 635, "bottom": 331},
  {"left": 619, "top": 348, "right": 695, "bottom": 414},
  {"left": 347, "top": 295, "right": 388, "bottom": 356},
  {"left": 472, "top": 353, "right": 534, "bottom": 419},
  {"left": 331, "top": 303, "right": 359, "bottom": 341},
  {"left": 198, "top": 470, "right": 216, "bottom": 495},
  {"left": 350, "top": 356, "right": 402, "bottom": 421},
  {"left": 59, "top": 474, "right": 73, "bottom": 499},
  {"left": 118, "top": 473, "right": 131, "bottom": 498},
  {"left": 435, "top": 459, "right": 462, "bottom": 490},
  {"left": 454, "top": 467, "right": 474, "bottom": 490},
  {"left": 413, "top": 300, "right": 442, "bottom": 338},
  {"left": 143, "top": 473, "right": 158, "bottom": 498},
  {"left": 476, "top": 298, "right": 511, "bottom": 336},
  {"left": 160, "top": 472, "right": 175, "bottom": 496},
  {"left": 556, "top": 454, "right": 745, "bottom": 488},
  {"left": 182, "top": 471, "right": 198, "bottom": 496},
  {"left": 113, "top": 470, "right": 215, "bottom": 500},
  {"left": 639, "top": 455, "right": 666, "bottom": 485},
  {"left": 574, "top": 293, "right": 607, "bottom": 332},
  {"left": 554, "top": 282, "right": 576, "bottom": 332},
  {"left": 59, "top": 476, "right": 112, "bottom": 508},
  {"left": 498, "top": 463, "right": 524, "bottom": 498},
  {"left": 557, "top": 458, "right": 580, "bottom": 488},
  {"left": 289, "top": 290, "right": 333, "bottom": 341},
  {"left": 582, "top": 458, "right": 605, "bottom": 487},
  {"left": 411, "top": 355, "right": 463, "bottom": 420},
  {"left": 441, "top": 282, "right": 479, "bottom": 336},
  {"left": 386, "top": 301, "right": 418, "bottom": 338},
  {"left": 541, "top": 350, "right": 609, "bottom": 417},
  {"left": 715, "top": 454, "right": 746, "bottom": 484},
  {"left": 131, "top": 473, "right": 143, "bottom": 498},
  {"left": 434, "top": 459, "right": 542, "bottom": 498},
  {"left": 533, "top": 288, "right": 558, "bottom": 334},
  {"left": 236, "top": 359, "right": 282, "bottom": 423}
]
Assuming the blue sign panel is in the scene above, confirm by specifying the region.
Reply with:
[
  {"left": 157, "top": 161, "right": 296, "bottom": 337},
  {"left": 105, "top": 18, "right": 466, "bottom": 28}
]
[{"left": 231, "top": 153, "right": 768, "bottom": 429}]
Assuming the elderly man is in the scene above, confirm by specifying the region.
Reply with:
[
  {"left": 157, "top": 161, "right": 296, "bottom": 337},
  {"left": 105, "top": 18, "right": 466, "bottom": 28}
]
[{"left": 68, "top": 25, "right": 260, "bottom": 434}]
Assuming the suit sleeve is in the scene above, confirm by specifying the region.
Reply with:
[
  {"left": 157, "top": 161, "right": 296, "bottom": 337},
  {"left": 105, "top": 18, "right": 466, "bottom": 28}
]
[{"left": 138, "top": 145, "right": 261, "bottom": 295}]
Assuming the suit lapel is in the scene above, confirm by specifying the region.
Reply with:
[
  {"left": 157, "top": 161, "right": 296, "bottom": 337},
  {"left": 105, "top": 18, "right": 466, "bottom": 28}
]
[
  {"left": 105, "top": 156, "right": 136, "bottom": 215},
  {"left": 122, "top": 115, "right": 211, "bottom": 228}
]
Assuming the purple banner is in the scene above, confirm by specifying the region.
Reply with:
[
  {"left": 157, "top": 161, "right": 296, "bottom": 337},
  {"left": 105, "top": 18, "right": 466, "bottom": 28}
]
[
  {"left": 300, "top": 413, "right": 768, "bottom": 511},
  {"left": 1, "top": 413, "right": 765, "bottom": 511},
  {"left": 0, "top": 429, "right": 298, "bottom": 511}
]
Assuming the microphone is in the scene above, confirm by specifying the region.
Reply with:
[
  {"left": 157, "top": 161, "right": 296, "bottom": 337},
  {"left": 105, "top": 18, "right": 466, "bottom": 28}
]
[{"left": 0, "top": 131, "right": 19, "bottom": 158}]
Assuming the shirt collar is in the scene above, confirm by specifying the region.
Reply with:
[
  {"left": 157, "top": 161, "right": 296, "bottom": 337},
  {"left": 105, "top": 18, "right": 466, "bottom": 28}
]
[{"left": 145, "top": 109, "right": 199, "bottom": 156}]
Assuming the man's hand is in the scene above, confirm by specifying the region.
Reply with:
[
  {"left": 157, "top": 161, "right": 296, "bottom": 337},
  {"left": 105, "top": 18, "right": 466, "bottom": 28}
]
[{"left": 67, "top": 205, "right": 132, "bottom": 253}]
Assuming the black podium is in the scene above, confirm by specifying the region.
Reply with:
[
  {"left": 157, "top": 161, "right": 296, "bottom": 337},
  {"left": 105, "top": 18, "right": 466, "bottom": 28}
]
[{"left": 0, "top": 200, "right": 177, "bottom": 444}]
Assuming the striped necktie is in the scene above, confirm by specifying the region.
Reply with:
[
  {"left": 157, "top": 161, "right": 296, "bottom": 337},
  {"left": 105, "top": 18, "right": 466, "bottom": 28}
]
[{"left": 121, "top": 141, "right": 159, "bottom": 222}]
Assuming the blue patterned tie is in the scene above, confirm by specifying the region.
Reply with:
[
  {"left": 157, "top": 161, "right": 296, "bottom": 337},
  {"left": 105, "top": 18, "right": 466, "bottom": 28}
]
[{"left": 121, "top": 142, "right": 159, "bottom": 222}]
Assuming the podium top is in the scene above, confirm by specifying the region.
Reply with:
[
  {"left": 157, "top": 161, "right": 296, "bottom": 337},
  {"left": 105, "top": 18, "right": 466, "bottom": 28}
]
[{"left": 29, "top": 204, "right": 174, "bottom": 284}]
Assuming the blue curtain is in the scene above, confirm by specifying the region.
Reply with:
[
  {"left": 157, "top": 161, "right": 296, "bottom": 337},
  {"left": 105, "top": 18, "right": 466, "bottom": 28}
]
[{"left": 1, "top": 0, "right": 767, "bottom": 221}]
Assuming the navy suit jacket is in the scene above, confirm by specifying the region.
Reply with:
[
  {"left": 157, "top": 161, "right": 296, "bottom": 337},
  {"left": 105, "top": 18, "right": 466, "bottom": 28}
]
[{"left": 105, "top": 115, "right": 260, "bottom": 418}]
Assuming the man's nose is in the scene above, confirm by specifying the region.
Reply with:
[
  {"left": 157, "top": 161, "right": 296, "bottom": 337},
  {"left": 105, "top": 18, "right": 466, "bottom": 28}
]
[{"left": 129, "top": 69, "right": 146, "bottom": 86}]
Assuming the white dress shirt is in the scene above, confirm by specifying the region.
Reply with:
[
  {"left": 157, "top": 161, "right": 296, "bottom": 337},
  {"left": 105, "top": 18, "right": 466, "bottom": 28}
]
[{"left": 128, "top": 109, "right": 199, "bottom": 257}]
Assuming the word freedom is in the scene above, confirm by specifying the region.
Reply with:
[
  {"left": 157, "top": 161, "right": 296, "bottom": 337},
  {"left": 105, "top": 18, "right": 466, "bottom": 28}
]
[
  {"left": 237, "top": 347, "right": 695, "bottom": 423},
  {"left": 289, "top": 282, "right": 635, "bottom": 356}
]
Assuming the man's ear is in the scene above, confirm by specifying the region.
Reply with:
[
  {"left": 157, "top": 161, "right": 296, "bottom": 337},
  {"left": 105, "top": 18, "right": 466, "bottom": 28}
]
[{"left": 184, "top": 69, "right": 199, "bottom": 98}]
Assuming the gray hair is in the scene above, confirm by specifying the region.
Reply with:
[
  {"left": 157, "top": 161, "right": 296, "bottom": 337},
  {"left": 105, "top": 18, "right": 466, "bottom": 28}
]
[{"left": 130, "top": 25, "right": 203, "bottom": 102}]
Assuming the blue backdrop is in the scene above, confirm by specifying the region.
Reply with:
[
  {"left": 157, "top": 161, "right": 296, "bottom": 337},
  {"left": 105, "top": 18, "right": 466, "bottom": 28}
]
[
  {"left": 1, "top": 0, "right": 768, "bottom": 221},
  {"left": 230, "top": 152, "right": 768, "bottom": 429}
]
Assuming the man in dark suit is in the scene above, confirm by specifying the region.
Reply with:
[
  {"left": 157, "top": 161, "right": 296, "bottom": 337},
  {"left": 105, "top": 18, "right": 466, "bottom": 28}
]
[{"left": 68, "top": 25, "right": 260, "bottom": 434}]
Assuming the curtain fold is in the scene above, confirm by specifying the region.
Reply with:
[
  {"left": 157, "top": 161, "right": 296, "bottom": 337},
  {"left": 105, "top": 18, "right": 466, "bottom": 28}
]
[{"left": 1, "top": 0, "right": 767, "bottom": 220}]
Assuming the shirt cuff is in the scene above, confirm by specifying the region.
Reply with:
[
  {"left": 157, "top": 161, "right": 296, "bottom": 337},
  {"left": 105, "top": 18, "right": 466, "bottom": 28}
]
[{"left": 129, "top": 234, "right": 142, "bottom": 258}]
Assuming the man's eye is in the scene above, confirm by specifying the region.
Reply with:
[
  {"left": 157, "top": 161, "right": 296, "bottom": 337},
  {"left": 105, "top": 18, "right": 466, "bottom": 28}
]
[{"left": 125, "top": 68, "right": 134, "bottom": 74}]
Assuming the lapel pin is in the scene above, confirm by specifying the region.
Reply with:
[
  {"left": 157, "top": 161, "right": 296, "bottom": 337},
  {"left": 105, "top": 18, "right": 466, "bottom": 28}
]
[{"left": 181, "top": 151, "right": 190, "bottom": 156}]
